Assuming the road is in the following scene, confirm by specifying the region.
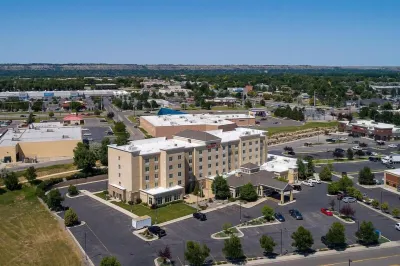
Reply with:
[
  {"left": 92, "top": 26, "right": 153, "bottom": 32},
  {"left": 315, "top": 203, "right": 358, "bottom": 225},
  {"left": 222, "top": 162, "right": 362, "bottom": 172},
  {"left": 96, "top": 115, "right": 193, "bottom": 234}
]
[
  {"left": 102, "top": 98, "right": 145, "bottom": 141},
  {"left": 250, "top": 245, "right": 400, "bottom": 266}
]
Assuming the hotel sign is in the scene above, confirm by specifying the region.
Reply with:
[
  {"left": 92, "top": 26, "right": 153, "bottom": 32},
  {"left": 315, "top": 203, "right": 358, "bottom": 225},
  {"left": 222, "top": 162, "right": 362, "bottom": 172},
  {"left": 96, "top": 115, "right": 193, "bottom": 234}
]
[{"left": 206, "top": 143, "right": 219, "bottom": 149}]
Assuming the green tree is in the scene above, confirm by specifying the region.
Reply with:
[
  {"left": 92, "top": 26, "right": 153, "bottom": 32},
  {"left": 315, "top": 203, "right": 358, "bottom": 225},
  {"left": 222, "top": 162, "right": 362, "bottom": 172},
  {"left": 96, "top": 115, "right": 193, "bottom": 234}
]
[
  {"left": 184, "top": 241, "right": 210, "bottom": 266},
  {"left": 222, "top": 235, "right": 244, "bottom": 260},
  {"left": 381, "top": 202, "right": 389, "bottom": 212},
  {"left": 392, "top": 208, "right": 400, "bottom": 218},
  {"left": 68, "top": 185, "right": 79, "bottom": 196},
  {"left": 27, "top": 112, "right": 35, "bottom": 124},
  {"left": 259, "top": 235, "right": 276, "bottom": 255},
  {"left": 261, "top": 205, "right": 275, "bottom": 221},
  {"left": 211, "top": 175, "right": 231, "bottom": 200},
  {"left": 327, "top": 182, "right": 340, "bottom": 195},
  {"left": 244, "top": 100, "right": 253, "bottom": 109},
  {"left": 48, "top": 111, "right": 54, "bottom": 118},
  {"left": 325, "top": 222, "right": 346, "bottom": 248},
  {"left": 319, "top": 165, "right": 332, "bottom": 181},
  {"left": 100, "top": 256, "right": 121, "bottom": 266},
  {"left": 99, "top": 137, "right": 110, "bottom": 166},
  {"left": 115, "top": 134, "right": 129, "bottom": 146},
  {"left": 356, "top": 221, "right": 379, "bottom": 246},
  {"left": 64, "top": 208, "right": 79, "bottom": 227},
  {"left": 94, "top": 109, "right": 101, "bottom": 115},
  {"left": 291, "top": 226, "right": 314, "bottom": 253},
  {"left": 358, "top": 167, "right": 375, "bottom": 185},
  {"left": 25, "top": 166, "right": 37, "bottom": 184},
  {"left": 346, "top": 148, "right": 354, "bottom": 160},
  {"left": 239, "top": 183, "right": 258, "bottom": 202},
  {"left": 306, "top": 157, "right": 314, "bottom": 177},
  {"left": 297, "top": 159, "right": 307, "bottom": 180},
  {"left": 73, "top": 142, "right": 96, "bottom": 173},
  {"left": 4, "top": 171, "right": 21, "bottom": 191},
  {"left": 46, "top": 189, "right": 64, "bottom": 211},
  {"left": 337, "top": 175, "right": 353, "bottom": 192},
  {"left": 371, "top": 199, "right": 380, "bottom": 209},
  {"left": 223, "top": 223, "right": 233, "bottom": 234}
]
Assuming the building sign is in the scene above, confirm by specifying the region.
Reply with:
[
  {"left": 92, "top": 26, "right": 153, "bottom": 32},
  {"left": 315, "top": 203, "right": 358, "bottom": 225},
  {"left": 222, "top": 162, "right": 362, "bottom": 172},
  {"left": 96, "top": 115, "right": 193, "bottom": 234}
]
[
  {"left": 44, "top": 92, "right": 54, "bottom": 97},
  {"left": 206, "top": 143, "right": 219, "bottom": 149},
  {"left": 70, "top": 92, "right": 79, "bottom": 97}
]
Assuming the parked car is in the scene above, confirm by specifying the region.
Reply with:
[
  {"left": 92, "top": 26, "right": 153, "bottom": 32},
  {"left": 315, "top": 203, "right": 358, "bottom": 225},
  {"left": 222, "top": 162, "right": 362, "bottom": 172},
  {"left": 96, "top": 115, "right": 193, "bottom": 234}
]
[
  {"left": 148, "top": 226, "right": 166, "bottom": 237},
  {"left": 255, "top": 121, "right": 260, "bottom": 125},
  {"left": 352, "top": 146, "right": 362, "bottom": 151},
  {"left": 321, "top": 208, "right": 333, "bottom": 216},
  {"left": 339, "top": 137, "right": 348, "bottom": 141},
  {"left": 385, "top": 163, "right": 395, "bottom": 169},
  {"left": 292, "top": 184, "right": 302, "bottom": 191},
  {"left": 369, "top": 156, "right": 380, "bottom": 162},
  {"left": 396, "top": 223, "right": 400, "bottom": 231},
  {"left": 309, "top": 178, "right": 321, "bottom": 184},
  {"left": 388, "top": 144, "right": 398, "bottom": 148},
  {"left": 20, "top": 114, "right": 26, "bottom": 117},
  {"left": 376, "top": 140, "right": 385, "bottom": 145},
  {"left": 302, "top": 180, "right": 315, "bottom": 187},
  {"left": 334, "top": 148, "right": 345, "bottom": 153},
  {"left": 288, "top": 151, "right": 296, "bottom": 156},
  {"left": 342, "top": 197, "right": 357, "bottom": 203},
  {"left": 274, "top": 212, "right": 285, "bottom": 222},
  {"left": 362, "top": 197, "right": 373, "bottom": 204},
  {"left": 337, "top": 191, "right": 346, "bottom": 200},
  {"left": 289, "top": 209, "right": 303, "bottom": 220},
  {"left": 193, "top": 212, "right": 207, "bottom": 221}
]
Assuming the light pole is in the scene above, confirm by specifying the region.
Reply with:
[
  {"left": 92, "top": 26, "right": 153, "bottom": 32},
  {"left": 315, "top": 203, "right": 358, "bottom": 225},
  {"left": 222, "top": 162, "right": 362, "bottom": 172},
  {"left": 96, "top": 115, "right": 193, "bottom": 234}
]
[{"left": 239, "top": 200, "right": 242, "bottom": 224}]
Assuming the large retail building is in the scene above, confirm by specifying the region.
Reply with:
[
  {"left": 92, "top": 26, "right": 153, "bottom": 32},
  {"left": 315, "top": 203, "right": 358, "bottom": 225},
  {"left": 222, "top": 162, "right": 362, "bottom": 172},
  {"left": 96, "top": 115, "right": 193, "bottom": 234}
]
[{"left": 139, "top": 113, "right": 256, "bottom": 138}]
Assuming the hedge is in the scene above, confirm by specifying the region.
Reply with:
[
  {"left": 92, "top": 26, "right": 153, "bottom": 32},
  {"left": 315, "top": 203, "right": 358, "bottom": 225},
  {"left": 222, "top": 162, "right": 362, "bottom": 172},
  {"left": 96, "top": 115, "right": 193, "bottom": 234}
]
[{"left": 65, "top": 168, "right": 107, "bottom": 181}]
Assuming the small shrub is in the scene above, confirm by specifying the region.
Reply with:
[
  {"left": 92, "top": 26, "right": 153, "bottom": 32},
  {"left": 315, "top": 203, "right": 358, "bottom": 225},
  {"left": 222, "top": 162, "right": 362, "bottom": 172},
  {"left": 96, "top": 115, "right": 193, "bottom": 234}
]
[
  {"left": 381, "top": 202, "right": 389, "bottom": 212},
  {"left": 208, "top": 198, "right": 213, "bottom": 203},
  {"left": 228, "top": 197, "right": 237, "bottom": 202},
  {"left": 135, "top": 198, "right": 142, "bottom": 204},
  {"left": 35, "top": 187, "right": 45, "bottom": 200},
  {"left": 392, "top": 208, "right": 400, "bottom": 218},
  {"left": 371, "top": 199, "right": 380, "bottom": 209},
  {"left": 68, "top": 185, "right": 79, "bottom": 196},
  {"left": 128, "top": 200, "right": 134, "bottom": 205},
  {"left": 64, "top": 208, "right": 79, "bottom": 227}
]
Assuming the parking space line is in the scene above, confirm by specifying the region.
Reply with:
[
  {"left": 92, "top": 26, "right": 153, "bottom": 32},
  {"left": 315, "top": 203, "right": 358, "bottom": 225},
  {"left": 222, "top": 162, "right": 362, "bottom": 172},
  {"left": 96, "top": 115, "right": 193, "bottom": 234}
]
[{"left": 85, "top": 222, "right": 111, "bottom": 255}]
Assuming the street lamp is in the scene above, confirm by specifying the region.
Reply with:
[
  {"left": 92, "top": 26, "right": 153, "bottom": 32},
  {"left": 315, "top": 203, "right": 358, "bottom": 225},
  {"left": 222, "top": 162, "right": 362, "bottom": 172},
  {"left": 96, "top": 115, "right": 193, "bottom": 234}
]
[{"left": 239, "top": 200, "right": 242, "bottom": 224}]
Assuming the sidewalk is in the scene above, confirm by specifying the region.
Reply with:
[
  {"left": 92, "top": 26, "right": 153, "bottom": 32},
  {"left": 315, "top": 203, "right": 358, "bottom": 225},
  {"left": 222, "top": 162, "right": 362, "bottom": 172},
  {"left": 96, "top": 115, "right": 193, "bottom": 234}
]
[{"left": 222, "top": 241, "right": 400, "bottom": 266}]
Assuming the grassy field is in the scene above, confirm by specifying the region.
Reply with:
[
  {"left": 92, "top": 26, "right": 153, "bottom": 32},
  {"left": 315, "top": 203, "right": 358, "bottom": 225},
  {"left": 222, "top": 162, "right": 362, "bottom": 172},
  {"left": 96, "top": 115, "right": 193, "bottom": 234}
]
[
  {"left": 111, "top": 201, "right": 196, "bottom": 224},
  {"left": 94, "top": 191, "right": 109, "bottom": 200},
  {"left": 0, "top": 186, "right": 81, "bottom": 266},
  {"left": 265, "top": 121, "right": 338, "bottom": 136},
  {"left": 314, "top": 158, "right": 368, "bottom": 164},
  {"left": 128, "top": 115, "right": 138, "bottom": 123}
]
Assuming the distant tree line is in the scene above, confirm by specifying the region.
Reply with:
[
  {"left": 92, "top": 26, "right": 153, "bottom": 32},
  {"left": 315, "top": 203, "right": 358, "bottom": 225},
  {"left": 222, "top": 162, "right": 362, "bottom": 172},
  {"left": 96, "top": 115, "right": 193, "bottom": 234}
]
[{"left": 274, "top": 105, "right": 305, "bottom": 121}]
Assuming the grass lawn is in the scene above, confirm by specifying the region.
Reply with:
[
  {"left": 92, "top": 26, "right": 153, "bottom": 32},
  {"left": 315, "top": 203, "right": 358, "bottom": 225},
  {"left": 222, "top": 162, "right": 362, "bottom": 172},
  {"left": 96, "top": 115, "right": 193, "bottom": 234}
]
[
  {"left": 314, "top": 158, "right": 368, "bottom": 164},
  {"left": 138, "top": 127, "right": 153, "bottom": 139},
  {"left": 111, "top": 201, "right": 196, "bottom": 224},
  {"left": 0, "top": 186, "right": 81, "bottom": 266},
  {"left": 265, "top": 121, "right": 338, "bottom": 136},
  {"left": 94, "top": 191, "right": 109, "bottom": 200},
  {"left": 128, "top": 115, "right": 138, "bottom": 123}
]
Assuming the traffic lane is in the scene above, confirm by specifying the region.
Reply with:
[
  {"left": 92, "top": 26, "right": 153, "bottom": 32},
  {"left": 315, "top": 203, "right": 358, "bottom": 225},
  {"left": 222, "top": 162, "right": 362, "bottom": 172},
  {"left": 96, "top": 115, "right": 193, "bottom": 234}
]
[{"left": 331, "top": 161, "right": 387, "bottom": 174}]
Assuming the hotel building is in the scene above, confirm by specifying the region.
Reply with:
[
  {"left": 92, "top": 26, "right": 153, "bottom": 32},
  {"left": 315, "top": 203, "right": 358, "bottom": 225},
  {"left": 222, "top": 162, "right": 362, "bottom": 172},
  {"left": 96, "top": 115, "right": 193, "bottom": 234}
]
[{"left": 107, "top": 128, "right": 268, "bottom": 204}]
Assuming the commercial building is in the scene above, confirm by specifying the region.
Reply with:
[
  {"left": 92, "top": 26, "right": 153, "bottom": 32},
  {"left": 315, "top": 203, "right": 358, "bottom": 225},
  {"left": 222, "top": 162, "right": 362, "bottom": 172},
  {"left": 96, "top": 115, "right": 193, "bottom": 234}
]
[
  {"left": 338, "top": 120, "right": 393, "bottom": 140},
  {"left": 63, "top": 114, "right": 84, "bottom": 125},
  {"left": 205, "top": 97, "right": 237, "bottom": 106},
  {"left": 0, "top": 122, "right": 82, "bottom": 163},
  {"left": 384, "top": 169, "right": 400, "bottom": 192},
  {"left": 140, "top": 114, "right": 256, "bottom": 138},
  {"left": 107, "top": 128, "right": 268, "bottom": 203},
  {"left": 261, "top": 154, "right": 299, "bottom": 183},
  {"left": 0, "top": 90, "right": 125, "bottom": 100}
]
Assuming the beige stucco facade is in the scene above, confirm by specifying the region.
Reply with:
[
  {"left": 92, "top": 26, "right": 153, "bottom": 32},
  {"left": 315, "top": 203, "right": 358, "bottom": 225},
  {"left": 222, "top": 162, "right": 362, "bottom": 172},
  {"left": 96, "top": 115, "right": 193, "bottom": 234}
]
[{"left": 107, "top": 129, "right": 267, "bottom": 204}]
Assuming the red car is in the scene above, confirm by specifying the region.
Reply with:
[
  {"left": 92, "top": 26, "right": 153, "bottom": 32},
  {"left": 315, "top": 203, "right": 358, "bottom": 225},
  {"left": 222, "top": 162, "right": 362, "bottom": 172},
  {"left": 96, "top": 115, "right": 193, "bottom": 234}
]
[{"left": 321, "top": 208, "right": 333, "bottom": 216}]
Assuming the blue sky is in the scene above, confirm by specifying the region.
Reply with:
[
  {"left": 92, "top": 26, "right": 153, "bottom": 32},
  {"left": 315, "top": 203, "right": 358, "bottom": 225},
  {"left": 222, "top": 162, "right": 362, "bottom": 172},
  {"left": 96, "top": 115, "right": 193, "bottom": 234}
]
[{"left": 0, "top": 0, "right": 399, "bottom": 65}]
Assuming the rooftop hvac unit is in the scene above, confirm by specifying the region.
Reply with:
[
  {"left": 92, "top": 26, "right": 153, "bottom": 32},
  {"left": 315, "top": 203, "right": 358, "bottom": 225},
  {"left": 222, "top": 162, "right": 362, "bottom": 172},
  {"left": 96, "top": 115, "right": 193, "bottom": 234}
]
[
  {"left": 47, "top": 129, "right": 54, "bottom": 132},
  {"left": 62, "top": 135, "right": 69, "bottom": 139},
  {"left": 12, "top": 137, "right": 20, "bottom": 141}
]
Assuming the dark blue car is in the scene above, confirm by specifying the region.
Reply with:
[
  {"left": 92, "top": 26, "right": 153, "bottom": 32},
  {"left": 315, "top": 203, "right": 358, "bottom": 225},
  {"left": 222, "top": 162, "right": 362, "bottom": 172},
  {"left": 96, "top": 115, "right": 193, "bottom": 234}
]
[{"left": 274, "top": 212, "right": 285, "bottom": 222}]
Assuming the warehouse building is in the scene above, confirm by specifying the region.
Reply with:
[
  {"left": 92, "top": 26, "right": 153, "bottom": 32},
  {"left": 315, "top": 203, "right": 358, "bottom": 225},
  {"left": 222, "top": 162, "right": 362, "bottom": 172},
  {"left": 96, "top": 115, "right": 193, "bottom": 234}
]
[
  {"left": 139, "top": 113, "right": 256, "bottom": 138},
  {"left": 107, "top": 127, "right": 268, "bottom": 203},
  {"left": 0, "top": 122, "right": 82, "bottom": 163}
]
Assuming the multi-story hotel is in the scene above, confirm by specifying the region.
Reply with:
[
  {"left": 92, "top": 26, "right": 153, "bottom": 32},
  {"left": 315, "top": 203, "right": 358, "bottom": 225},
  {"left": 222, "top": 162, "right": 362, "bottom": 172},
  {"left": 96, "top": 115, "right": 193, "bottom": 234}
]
[{"left": 108, "top": 128, "right": 268, "bottom": 205}]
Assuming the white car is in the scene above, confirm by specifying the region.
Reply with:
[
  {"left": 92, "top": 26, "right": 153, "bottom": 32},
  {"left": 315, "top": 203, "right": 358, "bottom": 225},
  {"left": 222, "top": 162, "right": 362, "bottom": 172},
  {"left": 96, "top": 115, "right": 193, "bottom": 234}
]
[
  {"left": 396, "top": 223, "right": 400, "bottom": 231},
  {"left": 370, "top": 152, "right": 378, "bottom": 156},
  {"left": 388, "top": 144, "right": 398, "bottom": 148},
  {"left": 308, "top": 178, "right": 321, "bottom": 184},
  {"left": 302, "top": 180, "right": 315, "bottom": 187},
  {"left": 339, "top": 137, "right": 348, "bottom": 141},
  {"left": 352, "top": 146, "right": 362, "bottom": 151}
]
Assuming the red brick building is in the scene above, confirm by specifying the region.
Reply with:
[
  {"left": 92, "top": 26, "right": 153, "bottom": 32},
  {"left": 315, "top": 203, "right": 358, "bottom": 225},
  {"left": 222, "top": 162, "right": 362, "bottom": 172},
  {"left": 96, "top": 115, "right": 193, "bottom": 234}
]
[
  {"left": 339, "top": 120, "right": 393, "bottom": 140},
  {"left": 384, "top": 169, "right": 400, "bottom": 191}
]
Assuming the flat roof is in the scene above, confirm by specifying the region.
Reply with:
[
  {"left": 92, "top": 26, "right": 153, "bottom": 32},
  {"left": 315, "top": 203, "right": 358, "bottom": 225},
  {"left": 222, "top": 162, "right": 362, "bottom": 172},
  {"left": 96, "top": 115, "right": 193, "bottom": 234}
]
[
  {"left": 140, "top": 185, "right": 183, "bottom": 196},
  {"left": 385, "top": 168, "right": 400, "bottom": 176},
  {"left": 351, "top": 120, "right": 393, "bottom": 129},
  {"left": 226, "top": 170, "right": 291, "bottom": 191},
  {"left": 140, "top": 113, "right": 254, "bottom": 127},
  {"left": 261, "top": 154, "right": 299, "bottom": 173},
  {"left": 0, "top": 122, "right": 82, "bottom": 147}
]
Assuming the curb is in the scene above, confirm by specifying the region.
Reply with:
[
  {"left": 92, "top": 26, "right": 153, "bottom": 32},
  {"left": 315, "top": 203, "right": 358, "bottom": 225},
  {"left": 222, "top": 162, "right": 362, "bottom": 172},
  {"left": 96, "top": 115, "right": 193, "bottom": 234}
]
[
  {"left": 332, "top": 213, "right": 355, "bottom": 224},
  {"left": 357, "top": 201, "right": 399, "bottom": 222}
]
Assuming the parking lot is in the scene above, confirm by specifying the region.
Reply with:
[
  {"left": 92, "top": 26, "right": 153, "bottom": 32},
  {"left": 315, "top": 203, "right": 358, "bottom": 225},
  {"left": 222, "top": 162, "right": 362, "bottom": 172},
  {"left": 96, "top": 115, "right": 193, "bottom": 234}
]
[
  {"left": 58, "top": 179, "right": 400, "bottom": 265},
  {"left": 82, "top": 126, "right": 113, "bottom": 143}
]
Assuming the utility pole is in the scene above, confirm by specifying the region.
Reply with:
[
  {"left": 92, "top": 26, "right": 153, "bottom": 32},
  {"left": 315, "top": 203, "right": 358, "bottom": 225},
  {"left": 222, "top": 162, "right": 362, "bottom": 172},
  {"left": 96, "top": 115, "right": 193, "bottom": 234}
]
[{"left": 348, "top": 259, "right": 352, "bottom": 266}]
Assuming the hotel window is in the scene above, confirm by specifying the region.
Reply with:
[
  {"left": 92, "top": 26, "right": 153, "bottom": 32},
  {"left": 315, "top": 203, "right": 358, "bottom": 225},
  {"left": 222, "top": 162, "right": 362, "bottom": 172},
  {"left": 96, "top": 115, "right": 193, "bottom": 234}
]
[
  {"left": 235, "top": 151, "right": 238, "bottom": 154},
  {"left": 149, "top": 198, "right": 153, "bottom": 205},
  {"left": 169, "top": 156, "right": 173, "bottom": 161},
  {"left": 256, "top": 155, "right": 258, "bottom": 158},
  {"left": 169, "top": 182, "right": 173, "bottom": 187},
  {"left": 223, "top": 154, "right": 226, "bottom": 158},
  {"left": 178, "top": 172, "right": 182, "bottom": 177},
  {"left": 255, "top": 141, "right": 258, "bottom": 144},
  {"left": 249, "top": 149, "right": 252, "bottom": 152},
  {"left": 145, "top": 167, "right": 149, "bottom": 172},
  {"left": 118, "top": 173, "right": 121, "bottom": 177},
  {"left": 208, "top": 172, "right": 211, "bottom": 176},
  {"left": 216, "top": 155, "right": 219, "bottom": 159},
  {"left": 223, "top": 146, "right": 226, "bottom": 150},
  {"left": 155, "top": 174, "right": 159, "bottom": 179},
  {"left": 155, "top": 182, "right": 158, "bottom": 187},
  {"left": 223, "top": 169, "right": 226, "bottom": 173},
  {"left": 199, "top": 158, "right": 203, "bottom": 162},
  {"left": 255, "top": 148, "right": 258, "bottom": 151},
  {"left": 189, "top": 159, "right": 192, "bottom": 164},
  {"left": 189, "top": 167, "right": 192, "bottom": 172},
  {"left": 199, "top": 173, "right": 203, "bottom": 177},
  {"left": 145, "top": 158, "right": 149, "bottom": 163},
  {"left": 169, "top": 174, "right": 173, "bottom": 178},
  {"left": 216, "top": 162, "right": 219, "bottom": 167},
  {"left": 145, "top": 184, "right": 149, "bottom": 189},
  {"left": 178, "top": 163, "right": 182, "bottom": 168},
  {"left": 178, "top": 180, "right": 182, "bottom": 185},
  {"left": 223, "top": 161, "right": 226, "bottom": 165},
  {"left": 216, "top": 147, "right": 219, "bottom": 152},
  {"left": 169, "top": 165, "right": 173, "bottom": 170},
  {"left": 242, "top": 143, "right": 246, "bottom": 146},
  {"left": 118, "top": 165, "right": 121, "bottom": 169},
  {"left": 155, "top": 165, "right": 159, "bottom": 170},
  {"left": 199, "top": 150, "right": 202, "bottom": 154},
  {"left": 156, "top": 197, "right": 162, "bottom": 205},
  {"left": 208, "top": 164, "right": 211, "bottom": 168},
  {"left": 249, "top": 156, "right": 252, "bottom": 160},
  {"left": 243, "top": 150, "right": 246, "bottom": 154},
  {"left": 208, "top": 156, "right": 211, "bottom": 160},
  {"left": 242, "top": 157, "right": 246, "bottom": 161},
  {"left": 145, "top": 175, "right": 149, "bottom": 181},
  {"left": 178, "top": 155, "right": 182, "bottom": 160},
  {"left": 118, "top": 156, "right": 120, "bottom": 160},
  {"left": 165, "top": 195, "right": 172, "bottom": 202},
  {"left": 199, "top": 166, "right": 202, "bottom": 170},
  {"left": 249, "top": 141, "right": 252, "bottom": 145},
  {"left": 228, "top": 145, "right": 231, "bottom": 149},
  {"left": 189, "top": 151, "right": 192, "bottom": 155},
  {"left": 208, "top": 148, "right": 211, "bottom": 152},
  {"left": 155, "top": 157, "right": 158, "bottom": 162}
]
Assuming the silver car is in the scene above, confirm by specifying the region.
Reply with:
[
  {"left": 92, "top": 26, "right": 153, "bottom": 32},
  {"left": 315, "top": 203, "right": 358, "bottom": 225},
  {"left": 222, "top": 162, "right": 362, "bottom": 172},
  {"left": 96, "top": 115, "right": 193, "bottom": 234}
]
[{"left": 342, "top": 197, "right": 357, "bottom": 203}]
